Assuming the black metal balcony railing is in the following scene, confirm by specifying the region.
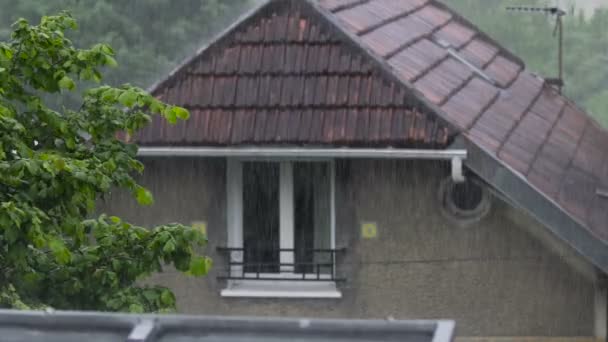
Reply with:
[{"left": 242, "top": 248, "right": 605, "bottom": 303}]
[{"left": 216, "top": 247, "right": 346, "bottom": 282}]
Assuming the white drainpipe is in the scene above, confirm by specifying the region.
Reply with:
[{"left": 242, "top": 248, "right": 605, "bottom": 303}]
[{"left": 137, "top": 147, "right": 467, "bottom": 182}]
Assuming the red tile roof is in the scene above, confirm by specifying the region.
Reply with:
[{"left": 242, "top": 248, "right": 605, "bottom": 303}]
[
  {"left": 143, "top": 0, "right": 608, "bottom": 263},
  {"left": 137, "top": 1, "right": 451, "bottom": 148}
]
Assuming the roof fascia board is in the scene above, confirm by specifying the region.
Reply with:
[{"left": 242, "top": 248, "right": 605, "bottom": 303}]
[
  {"left": 137, "top": 146, "right": 467, "bottom": 160},
  {"left": 452, "top": 136, "right": 608, "bottom": 274}
]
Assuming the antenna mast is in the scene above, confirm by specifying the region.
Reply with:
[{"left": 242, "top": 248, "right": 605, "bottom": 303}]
[{"left": 506, "top": 6, "right": 566, "bottom": 93}]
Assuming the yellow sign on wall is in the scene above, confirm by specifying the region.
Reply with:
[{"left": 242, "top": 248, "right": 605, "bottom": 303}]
[
  {"left": 361, "top": 222, "right": 378, "bottom": 239},
  {"left": 191, "top": 221, "right": 207, "bottom": 236}
]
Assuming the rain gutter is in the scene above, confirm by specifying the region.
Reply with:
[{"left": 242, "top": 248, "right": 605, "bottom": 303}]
[{"left": 137, "top": 147, "right": 467, "bottom": 182}]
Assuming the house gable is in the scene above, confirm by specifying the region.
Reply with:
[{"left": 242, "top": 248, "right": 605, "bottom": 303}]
[
  {"left": 137, "top": 0, "right": 451, "bottom": 148},
  {"left": 142, "top": 0, "right": 608, "bottom": 273}
]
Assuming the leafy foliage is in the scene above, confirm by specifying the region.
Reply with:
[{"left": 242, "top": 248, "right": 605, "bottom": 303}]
[
  {"left": 0, "top": 13, "right": 211, "bottom": 312},
  {"left": 449, "top": 0, "right": 608, "bottom": 127},
  {"left": 0, "top": 0, "right": 256, "bottom": 91}
]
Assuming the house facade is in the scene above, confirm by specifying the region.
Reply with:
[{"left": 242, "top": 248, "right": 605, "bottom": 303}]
[{"left": 103, "top": 0, "right": 608, "bottom": 341}]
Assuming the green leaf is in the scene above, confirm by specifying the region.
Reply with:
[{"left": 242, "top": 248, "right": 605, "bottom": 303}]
[
  {"left": 135, "top": 186, "right": 154, "bottom": 206},
  {"left": 189, "top": 256, "right": 212, "bottom": 276},
  {"left": 118, "top": 90, "right": 138, "bottom": 108},
  {"left": 25, "top": 160, "right": 39, "bottom": 175},
  {"left": 160, "top": 290, "right": 174, "bottom": 306},
  {"left": 100, "top": 44, "right": 114, "bottom": 55},
  {"left": 104, "top": 55, "right": 118, "bottom": 67},
  {"left": 53, "top": 158, "right": 66, "bottom": 171},
  {"left": 173, "top": 107, "right": 190, "bottom": 120},
  {"left": 58, "top": 76, "right": 75, "bottom": 90},
  {"left": 143, "top": 290, "right": 159, "bottom": 302},
  {"left": 49, "top": 238, "right": 71, "bottom": 264},
  {"left": 101, "top": 88, "right": 119, "bottom": 102},
  {"left": 1, "top": 46, "right": 13, "bottom": 60},
  {"left": 163, "top": 107, "right": 177, "bottom": 125},
  {"left": 163, "top": 239, "right": 176, "bottom": 253},
  {"left": 65, "top": 137, "right": 76, "bottom": 149},
  {"left": 149, "top": 100, "right": 163, "bottom": 114},
  {"left": 128, "top": 304, "right": 144, "bottom": 313}
]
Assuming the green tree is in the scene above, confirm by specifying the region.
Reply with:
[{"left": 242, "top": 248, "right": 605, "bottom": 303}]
[
  {"left": 0, "top": 0, "right": 254, "bottom": 89},
  {"left": 0, "top": 13, "right": 211, "bottom": 312}
]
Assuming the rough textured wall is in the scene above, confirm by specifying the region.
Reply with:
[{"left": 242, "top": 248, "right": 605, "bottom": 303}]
[{"left": 101, "top": 158, "right": 596, "bottom": 337}]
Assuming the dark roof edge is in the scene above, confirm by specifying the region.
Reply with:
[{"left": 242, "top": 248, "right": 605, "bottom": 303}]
[
  {"left": 453, "top": 136, "right": 608, "bottom": 274},
  {"left": 302, "top": 0, "right": 462, "bottom": 139},
  {"left": 146, "top": 0, "right": 272, "bottom": 95}
]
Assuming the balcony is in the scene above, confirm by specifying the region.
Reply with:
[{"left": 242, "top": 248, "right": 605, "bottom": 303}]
[{"left": 216, "top": 247, "right": 346, "bottom": 298}]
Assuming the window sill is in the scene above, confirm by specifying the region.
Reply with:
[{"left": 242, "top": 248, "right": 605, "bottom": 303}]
[{"left": 221, "top": 280, "right": 342, "bottom": 298}]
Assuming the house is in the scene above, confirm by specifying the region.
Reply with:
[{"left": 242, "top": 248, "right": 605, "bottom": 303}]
[{"left": 103, "top": 0, "right": 608, "bottom": 341}]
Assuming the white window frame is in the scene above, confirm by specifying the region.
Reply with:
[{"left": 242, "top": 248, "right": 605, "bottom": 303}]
[{"left": 222, "top": 158, "right": 340, "bottom": 298}]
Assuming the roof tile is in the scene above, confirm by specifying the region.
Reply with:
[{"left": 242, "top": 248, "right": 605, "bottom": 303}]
[
  {"left": 528, "top": 88, "right": 567, "bottom": 123},
  {"left": 534, "top": 128, "right": 579, "bottom": 170},
  {"left": 528, "top": 159, "right": 563, "bottom": 197},
  {"left": 441, "top": 77, "right": 499, "bottom": 128},
  {"left": 360, "top": 14, "right": 433, "bottom": 57},
  {"left": 573, "top": 123, "right": 607, "bottom": 179},
  {"left": 319, "top": 0, "right": 366, "bottom": 13},
  {"left": 433, "top": 20, "right": 476, "bottom": 49},
  {"left": 459, "top": 38, "right": 499, "bottom": 69},
  {"left": 388, "top": 39, "right": 448, "bottom": 82},
  {"left": 555, "top": 104, "right": 588, "bottom": 140},
  {"left": 463, "top": 127, "right": 498, "bottom": 156},
  {"left": 499, "top": 141, "right": 533, "bottom": 175},
  {"left": 335, "top": 4, "right": 385, "bottom": 34},
  {"left": 412, "top": 4, "right": 452, "bottom": 28},
  {"left": 483, "top": 55, "right": 522, "bottom": 88},
  {"left": 414, "top": 57, "right": 473, "bottom": 104}
]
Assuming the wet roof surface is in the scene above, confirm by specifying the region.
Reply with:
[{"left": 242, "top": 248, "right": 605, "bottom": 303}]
[
  {"left": 140, "top": 0, "right": 451, "bottom": 148},
  {"left": 142, "top": 0, "right": 608, "bottom": 256},
  {"left": 316, "top": 0, "right": 608, "bottom": 244}
]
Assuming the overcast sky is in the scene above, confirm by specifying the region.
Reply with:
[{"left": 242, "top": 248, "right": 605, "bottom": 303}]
[{"left": 556, "top": 0, "right": 606, "bottom": 16}]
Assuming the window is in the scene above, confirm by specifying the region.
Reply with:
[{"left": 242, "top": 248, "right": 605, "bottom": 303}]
[{"left": 221, "top": 159, "right": 341, "bottom": 298}]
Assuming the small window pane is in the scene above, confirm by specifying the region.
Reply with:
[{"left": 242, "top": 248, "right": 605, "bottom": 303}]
[
  {"left": 293, "top": 162, "right": 331, "bottom": 274},
  {"left": 243, "top": 162, "right": 279, "bottom": 273}
]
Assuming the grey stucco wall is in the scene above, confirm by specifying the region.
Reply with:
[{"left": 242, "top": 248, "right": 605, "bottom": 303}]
[{"left": 101, "top": 158, "right": 597, "bottom": 337}]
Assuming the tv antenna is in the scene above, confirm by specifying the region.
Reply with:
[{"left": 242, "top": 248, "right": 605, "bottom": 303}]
[{"left": 506, "top": 6, "right": 566, "bottom": 93}]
